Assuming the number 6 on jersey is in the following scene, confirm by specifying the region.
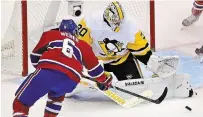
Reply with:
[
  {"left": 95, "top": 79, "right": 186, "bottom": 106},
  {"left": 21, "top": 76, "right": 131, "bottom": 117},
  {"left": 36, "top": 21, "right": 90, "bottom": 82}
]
[{"left": 62, "top": 39, "right": 75, "bottom": 58}]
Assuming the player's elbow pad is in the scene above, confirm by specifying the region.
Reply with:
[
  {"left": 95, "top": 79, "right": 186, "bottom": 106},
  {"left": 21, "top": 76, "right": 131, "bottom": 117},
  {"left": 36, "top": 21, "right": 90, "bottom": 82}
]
[{"left": 30, "top": 53, "right": 42, "bottom": 68}]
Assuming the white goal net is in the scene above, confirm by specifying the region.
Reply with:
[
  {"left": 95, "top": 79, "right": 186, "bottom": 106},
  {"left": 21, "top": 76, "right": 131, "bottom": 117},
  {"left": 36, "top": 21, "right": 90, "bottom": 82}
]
[{"left": 1, "top": 0, "right": 154, "bottom": 76}]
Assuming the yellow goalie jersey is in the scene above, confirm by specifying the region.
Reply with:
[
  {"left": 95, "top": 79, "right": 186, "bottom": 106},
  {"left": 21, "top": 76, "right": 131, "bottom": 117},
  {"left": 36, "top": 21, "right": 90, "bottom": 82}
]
[{"left": 78, "top": 11, "right": 151, "bottom": 65}]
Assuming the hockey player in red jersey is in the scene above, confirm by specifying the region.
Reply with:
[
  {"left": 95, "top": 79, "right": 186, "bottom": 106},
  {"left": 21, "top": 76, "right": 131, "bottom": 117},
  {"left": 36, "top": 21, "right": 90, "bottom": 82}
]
[
  {"left": 12, "top": 19, "right": 112, "bottom": 117},
  {"left": 182, "top": 0, "right": 203, "bottom": 26}
]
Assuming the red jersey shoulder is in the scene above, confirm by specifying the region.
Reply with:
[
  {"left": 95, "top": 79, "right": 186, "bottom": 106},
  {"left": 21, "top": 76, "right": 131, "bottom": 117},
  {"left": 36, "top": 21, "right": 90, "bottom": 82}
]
[
  {"left": 41, "top": 30, "right": 79, "bottom": 44},
  {"left": 43, "top": 30, "right": 61, "bottom": 36},
  {"left": 78, "top": 40, "right": 92, "bottom": 50},
  {"left": 42, "top": 30, "right": 65, "bottom": 41}
]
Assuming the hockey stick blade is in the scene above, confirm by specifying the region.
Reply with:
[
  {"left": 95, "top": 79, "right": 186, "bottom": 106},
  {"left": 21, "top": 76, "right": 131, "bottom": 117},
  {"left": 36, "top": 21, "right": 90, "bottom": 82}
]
[{"left": 113, "top": 86, "right": 168, "bottom": 104}]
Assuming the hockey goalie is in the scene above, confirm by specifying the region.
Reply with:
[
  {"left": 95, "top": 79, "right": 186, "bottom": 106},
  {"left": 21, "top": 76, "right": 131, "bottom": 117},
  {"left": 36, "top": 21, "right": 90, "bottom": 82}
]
[{"left": 64, "top": 1, "right": 195, "bottom": 106}]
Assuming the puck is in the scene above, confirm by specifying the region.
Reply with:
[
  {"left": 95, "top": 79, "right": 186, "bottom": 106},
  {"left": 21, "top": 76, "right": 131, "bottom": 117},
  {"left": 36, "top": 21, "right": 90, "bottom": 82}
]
[{"left": 185, "top": 106, "right": 192, "bottom": 111}]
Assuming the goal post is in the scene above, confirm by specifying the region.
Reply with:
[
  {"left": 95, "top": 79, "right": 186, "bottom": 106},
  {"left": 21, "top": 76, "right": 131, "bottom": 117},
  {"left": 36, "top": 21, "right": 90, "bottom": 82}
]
[
  {"left": 1, "top": 0, "right": 155, "bottom": 76},
  {"left": 22, "top": 0, "right": 28, "bottom": 76},
  {"left": 150, "top": 0, "right": 155, "bottom": 51}
]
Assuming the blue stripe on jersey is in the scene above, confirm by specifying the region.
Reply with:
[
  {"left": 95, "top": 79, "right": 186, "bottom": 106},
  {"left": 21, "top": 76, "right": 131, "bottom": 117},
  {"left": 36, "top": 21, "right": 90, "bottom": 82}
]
[
  {"left": 71, "top": 45, "right": 82, "bottom": 64},
  {"left": 46, "top": 103, "right": 62, "bottom": 111},
  {"left": 49, "top": 41, "right": 63, "bottom": 48},
  {"left": 30, "top": 54, "right": 40, "bottom": 63},
  {"left": 88, "top": 65, "right": 104, "bottom": 78}
]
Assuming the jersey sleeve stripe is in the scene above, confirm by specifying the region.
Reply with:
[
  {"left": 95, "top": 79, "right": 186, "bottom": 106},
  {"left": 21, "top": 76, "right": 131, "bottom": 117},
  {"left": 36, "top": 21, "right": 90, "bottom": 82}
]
[
  {"left": 49, "top": 41, "right": 63, "bottom": 48},
  {"left": 48, "top": 40, "right": 63, "bottom": 44},
  {"left": 87, "top": 63, "right": 101, "bottom": 71},
  {"left": 88, "top": 65, "right": 104, "bottom": 78},
  {"left": 90, "top": 70, "right": 104, "bottom": 79},
  {"left": 31, "top": 52, "right": 42, "bottom": 56},
  {"left": 47, "top": 47, "right": 62, "bottom": 49}
]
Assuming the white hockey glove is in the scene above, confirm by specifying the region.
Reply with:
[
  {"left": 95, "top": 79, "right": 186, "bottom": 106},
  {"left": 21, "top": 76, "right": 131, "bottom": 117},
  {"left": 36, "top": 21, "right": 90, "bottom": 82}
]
[{"left": 146, "top": 55, "right": 180, "bottom": 76}]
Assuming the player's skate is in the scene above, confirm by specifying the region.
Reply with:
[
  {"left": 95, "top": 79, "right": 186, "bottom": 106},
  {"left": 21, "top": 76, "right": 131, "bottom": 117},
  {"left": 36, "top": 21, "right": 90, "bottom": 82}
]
[
  {"left": 182, "top": 14, "right": 200, "bottom": 26},
  {"left": 182, "top": 8, "right": 202, "bottom": 27},
  {"left": 195, "top": 45, "right": 203, "bottom": 63}
]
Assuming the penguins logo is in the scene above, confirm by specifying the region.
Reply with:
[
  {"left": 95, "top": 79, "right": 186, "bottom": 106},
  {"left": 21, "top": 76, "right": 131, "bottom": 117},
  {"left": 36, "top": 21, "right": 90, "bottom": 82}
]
[{"left": 98, "top": 38, "right": 124, "bottom": 57}]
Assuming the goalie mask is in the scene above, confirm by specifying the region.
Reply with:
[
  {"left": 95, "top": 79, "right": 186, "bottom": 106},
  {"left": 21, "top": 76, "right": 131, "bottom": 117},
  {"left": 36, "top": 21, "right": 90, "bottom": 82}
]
[{"left": 103, "top": 1, "right": 124, "bottom": 32}]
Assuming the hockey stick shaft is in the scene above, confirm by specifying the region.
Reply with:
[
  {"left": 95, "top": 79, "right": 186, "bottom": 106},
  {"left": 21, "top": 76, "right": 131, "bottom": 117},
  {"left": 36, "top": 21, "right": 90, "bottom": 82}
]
[
  {"left": 80, "top": 77, "right": 154, "bottom": 108},
  {"left": 84, "top": 76, "right": 168, "bottom": 104},
  {"left": 112, "top": 86, "right": 168, "bottom": 104}
]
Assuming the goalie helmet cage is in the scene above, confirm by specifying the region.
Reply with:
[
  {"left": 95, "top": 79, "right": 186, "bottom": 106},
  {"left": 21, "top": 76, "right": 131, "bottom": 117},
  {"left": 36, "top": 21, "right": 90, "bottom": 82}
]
[{"left": 1, "top": 0, "right": 155, "bottom": 76}]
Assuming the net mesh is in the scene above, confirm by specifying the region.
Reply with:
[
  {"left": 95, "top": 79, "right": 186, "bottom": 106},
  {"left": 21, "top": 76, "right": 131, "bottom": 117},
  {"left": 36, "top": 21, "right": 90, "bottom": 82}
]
[{"left": 1, "top": 0, "right": 151, "bottom": 76}]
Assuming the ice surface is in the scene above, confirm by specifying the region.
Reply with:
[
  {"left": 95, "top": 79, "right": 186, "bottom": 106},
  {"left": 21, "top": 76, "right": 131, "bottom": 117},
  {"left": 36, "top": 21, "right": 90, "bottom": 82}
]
[
  {"left": 1, "top": 79, "right": 203, "bottom": 117},
  {"left": 1, "top": 1, "right": 203, "bottom": 117}
]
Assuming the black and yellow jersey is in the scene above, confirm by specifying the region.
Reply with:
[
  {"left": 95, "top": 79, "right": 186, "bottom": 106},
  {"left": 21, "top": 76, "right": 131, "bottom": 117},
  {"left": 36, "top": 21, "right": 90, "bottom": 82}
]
[{"left": 77, "top": 11, "right": 152, "bottom": 65}]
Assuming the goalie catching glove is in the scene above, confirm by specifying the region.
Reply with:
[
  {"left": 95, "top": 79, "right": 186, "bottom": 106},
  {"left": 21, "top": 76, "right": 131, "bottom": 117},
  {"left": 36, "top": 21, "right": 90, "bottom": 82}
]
[
  {"left": 96, "top": 72, "right": 113, "bottom": 91},
  {"left": 147, "top": 55, "right": 180, "bottom": 76}
]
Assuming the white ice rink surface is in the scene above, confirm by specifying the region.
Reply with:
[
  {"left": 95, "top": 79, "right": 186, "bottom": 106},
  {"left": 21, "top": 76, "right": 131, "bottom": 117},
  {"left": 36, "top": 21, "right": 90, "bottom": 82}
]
[
  {"left": 1, "top": 80, "right": 203, "bottom": 117},
  {"left": 1, "top": 1, "right": 203, "bottom": 117}
]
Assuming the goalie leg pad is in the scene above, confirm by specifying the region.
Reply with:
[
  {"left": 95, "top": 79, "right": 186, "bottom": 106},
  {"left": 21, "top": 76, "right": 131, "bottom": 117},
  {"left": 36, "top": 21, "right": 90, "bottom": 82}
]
[
  {"left": 114, "top": 73, "right": 193, "bottom": 100},
  {"left": 172, "top": 74, "right": 194, "bottom": 98}
]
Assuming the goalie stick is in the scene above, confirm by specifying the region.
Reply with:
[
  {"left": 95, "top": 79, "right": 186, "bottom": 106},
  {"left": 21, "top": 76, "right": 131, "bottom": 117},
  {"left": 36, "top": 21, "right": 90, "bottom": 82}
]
[{"left": 84, "top": 76, "right": 168, "bottom": 104}]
